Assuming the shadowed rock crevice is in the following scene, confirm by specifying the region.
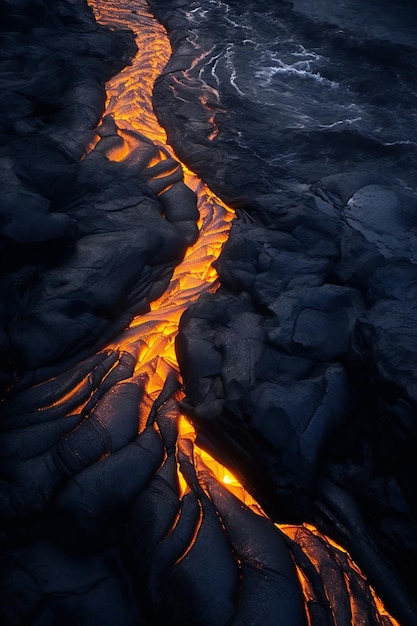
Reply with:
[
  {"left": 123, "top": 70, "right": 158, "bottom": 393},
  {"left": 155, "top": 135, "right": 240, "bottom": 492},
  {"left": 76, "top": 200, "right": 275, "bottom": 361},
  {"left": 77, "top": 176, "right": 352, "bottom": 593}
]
[
  {"left": 0, "top": 1, "right": 199, "bottom": 388},
  {"left": 148, "top": 0, "right": 417, "bottom": 615},
  {"left": 1, "top": 1, "right": 417, "bottom": 625}
]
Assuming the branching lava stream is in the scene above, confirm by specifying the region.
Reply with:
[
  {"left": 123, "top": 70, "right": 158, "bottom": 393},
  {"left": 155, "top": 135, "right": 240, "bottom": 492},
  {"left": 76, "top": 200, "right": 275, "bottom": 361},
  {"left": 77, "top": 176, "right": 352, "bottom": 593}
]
[{"left": 87, "top": 1, "right": 399, "bottom": 623}]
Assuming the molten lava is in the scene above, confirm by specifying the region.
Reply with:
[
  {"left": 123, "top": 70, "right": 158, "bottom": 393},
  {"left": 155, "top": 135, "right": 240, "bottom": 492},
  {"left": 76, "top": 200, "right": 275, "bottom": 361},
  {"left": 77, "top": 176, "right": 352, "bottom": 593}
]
[
  {"left": 88, "top": 0, "right": 233, "bottom": 398},
  {"left": 87, "top": 1, "right": 400, "bottom": 623}
]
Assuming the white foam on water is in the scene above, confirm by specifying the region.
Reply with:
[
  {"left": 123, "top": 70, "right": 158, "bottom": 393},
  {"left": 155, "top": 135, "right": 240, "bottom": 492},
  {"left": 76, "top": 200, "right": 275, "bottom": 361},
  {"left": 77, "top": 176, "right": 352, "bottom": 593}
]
[
  {"left": 318, "top": 116, "right": 362, "bottom": 129},
  {"left": 185, "top": 6, "right": 209, "bottom": 21},
  {"left": 255, "top": 60, "right": 338, "bottom": 88},
  {"left": 225, "top": 45, "right": 245, "bottom": 96},
  {"left": 291, "top": 45, "right": 322, "bottom": 61},
  {"left": 382, "top": 140, "right": 415, "bottom": 146}
]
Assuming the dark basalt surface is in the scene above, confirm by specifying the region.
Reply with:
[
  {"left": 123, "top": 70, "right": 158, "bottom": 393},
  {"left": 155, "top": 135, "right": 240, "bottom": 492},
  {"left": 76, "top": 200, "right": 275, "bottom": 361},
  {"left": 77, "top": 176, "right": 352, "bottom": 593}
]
[
  {"left": 2, "top": 348, "right": 407, "bottom": 626},
  {"left": 149, "top": 0, "right": 417, "bottom": 617},
  {"left": 2, "top": 0, "right": 417, "bottom": 625},
  {"left": 0, "top": 0, "right": 198, "bottom": 390}
]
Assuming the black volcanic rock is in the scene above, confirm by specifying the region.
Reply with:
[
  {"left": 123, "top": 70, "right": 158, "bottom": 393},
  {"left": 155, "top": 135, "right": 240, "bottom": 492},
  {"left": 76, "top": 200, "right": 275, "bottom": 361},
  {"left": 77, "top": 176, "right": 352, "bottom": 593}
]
[
  {"left": 177, "top": 218, "right": 353, "bottom": 520},
  {"left": 2, "top": 0, "right": 417, "bottom": 624},
  {"left": 6, "top": 120, "right": 198, "bottom": 374},
  {"left": 0, "top": 0, "right": 135, "bottom": 387},
  {"left": 0, "top": 541, "right": 141, "bottom": 626},
  {"left": 0, "top": 2, "right": 199, "bottom": 385},
  {"left": 0, "top": 0, "right": 135, "bottom": 156},
  {"left": 176, "top": 176, "right": 417, "bottom": 611},
  {"left": 151, "top": 0, "right": 417, "bottom": 612}
]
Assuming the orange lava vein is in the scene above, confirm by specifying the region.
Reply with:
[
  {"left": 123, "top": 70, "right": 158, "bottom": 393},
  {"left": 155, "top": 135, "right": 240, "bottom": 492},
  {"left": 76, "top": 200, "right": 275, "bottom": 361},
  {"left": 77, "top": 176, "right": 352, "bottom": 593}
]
[
  {"left": 88, "top": 0, "right": 233, "bottom": 394},
  {"left": 87, "top": 2, "right": 400, "bottom": 623}
]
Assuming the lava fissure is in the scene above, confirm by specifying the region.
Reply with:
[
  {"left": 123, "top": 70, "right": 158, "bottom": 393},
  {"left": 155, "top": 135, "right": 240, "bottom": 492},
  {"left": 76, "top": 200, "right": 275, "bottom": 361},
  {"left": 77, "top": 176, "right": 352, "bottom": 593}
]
[{"left": 0, "top": 0, "right": 412, "bottom": 624}]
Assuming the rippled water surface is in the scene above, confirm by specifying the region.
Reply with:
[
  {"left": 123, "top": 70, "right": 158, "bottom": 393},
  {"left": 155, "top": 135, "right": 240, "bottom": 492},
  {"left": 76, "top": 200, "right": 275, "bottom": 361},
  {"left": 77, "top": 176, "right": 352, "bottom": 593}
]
[
  {"left": 176, "top": 0, "right": 417, "bottom": 188},
  {"left": 292, "top": 0, "right": 417, "bottom": 48}
]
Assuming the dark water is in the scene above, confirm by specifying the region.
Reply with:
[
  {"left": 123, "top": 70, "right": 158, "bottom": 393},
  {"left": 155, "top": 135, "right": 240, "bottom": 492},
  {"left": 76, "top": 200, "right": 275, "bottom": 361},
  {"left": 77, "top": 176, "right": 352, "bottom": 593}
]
[
  {"left": 150, "top": 3, "right": 417, "bottom": 618},
  {"left": 179, "top": 0, "right": 417, "bottom": 190},
  {"left": 293, "top": 0, "right": 417, "bottom": 49}
]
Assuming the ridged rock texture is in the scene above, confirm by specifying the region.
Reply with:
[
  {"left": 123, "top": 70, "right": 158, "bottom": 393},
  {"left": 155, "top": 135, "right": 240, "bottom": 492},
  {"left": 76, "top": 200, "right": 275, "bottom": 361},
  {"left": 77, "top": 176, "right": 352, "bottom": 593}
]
[
  {"left": 150, "top": 0, "right": 417, "bottom": 617},
  {"left": 1, "top": 1, "right": 417, "bottom": 625}
]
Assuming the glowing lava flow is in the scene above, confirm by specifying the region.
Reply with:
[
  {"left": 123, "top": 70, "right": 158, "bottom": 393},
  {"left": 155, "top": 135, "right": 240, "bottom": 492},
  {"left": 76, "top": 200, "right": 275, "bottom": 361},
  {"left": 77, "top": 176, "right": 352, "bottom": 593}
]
[
  {"left": 87, "top": 0, "right": 254, "bottom": 507},
  {"left": 87, "top": 0, "right": 247, "bottom": 498},
  {"left": 88, "top": 0, "right": 233, "bottom": 396},
  {"left": 87, "top": 1, "right": 400, "bottom": 624}
]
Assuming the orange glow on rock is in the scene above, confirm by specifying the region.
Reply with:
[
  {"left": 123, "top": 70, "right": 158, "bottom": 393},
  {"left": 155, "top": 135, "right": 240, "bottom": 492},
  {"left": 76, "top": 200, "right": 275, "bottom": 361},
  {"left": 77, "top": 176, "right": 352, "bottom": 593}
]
[
  {"left": 176, "top": 415, "right": 265, "bottom": 512},
  {"left": 88, "top": 0, "right": 233, "bottom": 400},
  {"left": 282, "top": 524, "right": 401, "bottom": 626},
  {"left": 87, "top": 2, "right": 402, "bottom": 624}
]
